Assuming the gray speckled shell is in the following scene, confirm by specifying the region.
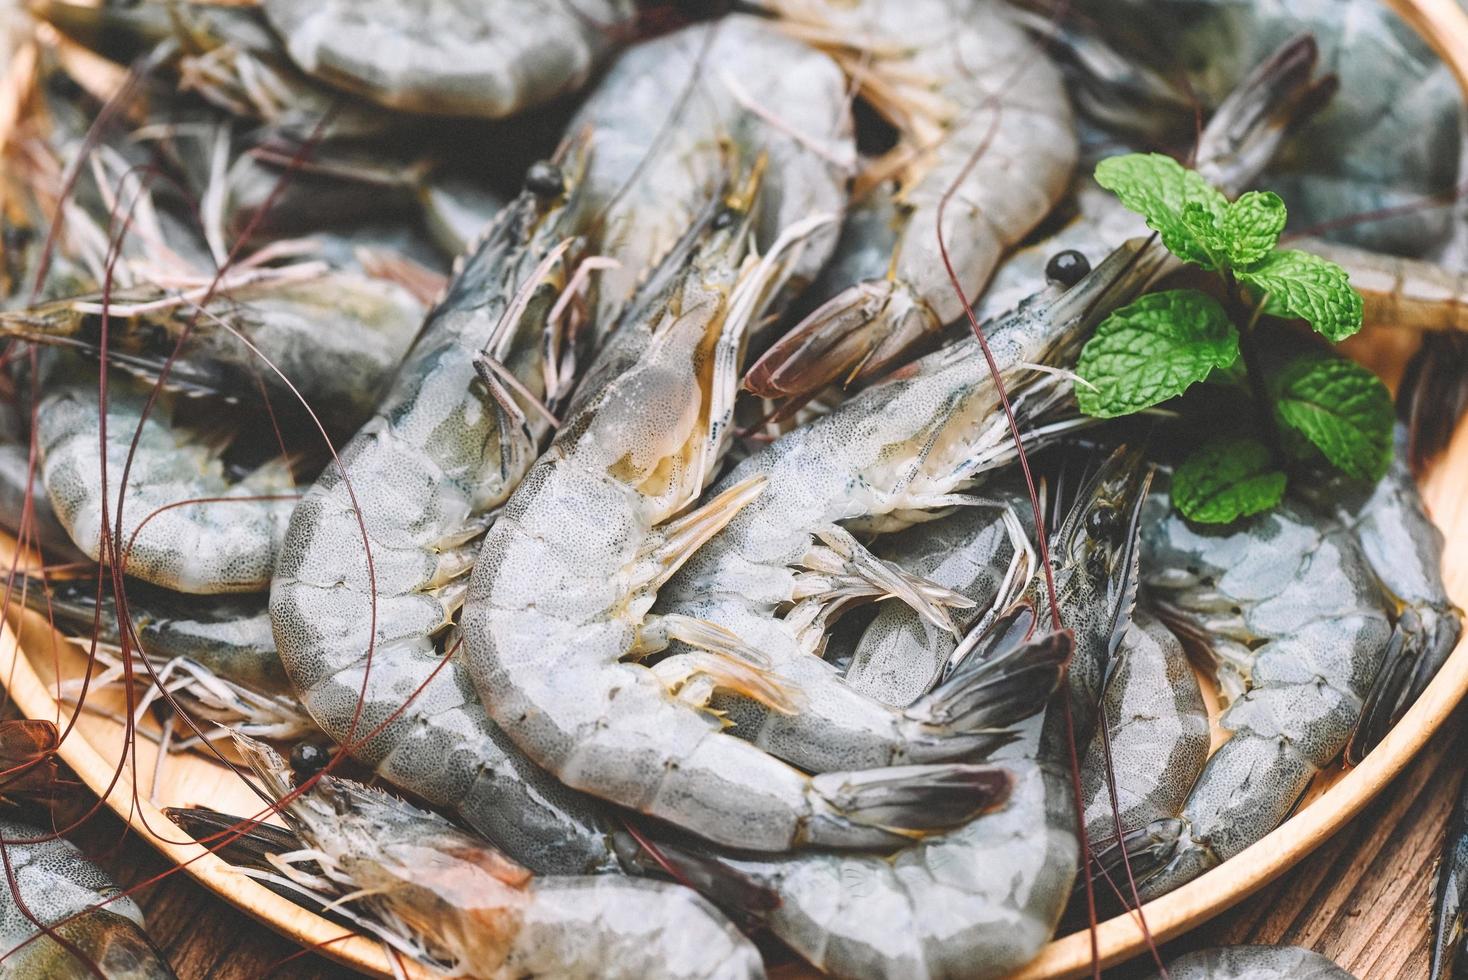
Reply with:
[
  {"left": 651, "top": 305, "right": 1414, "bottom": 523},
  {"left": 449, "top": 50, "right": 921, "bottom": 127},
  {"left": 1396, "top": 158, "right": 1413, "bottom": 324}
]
[
  {"left": 1080, "top": 608, "right": 1209, "bottom": 846},
  {"left": 1134, "top": 487, "right": 1392, "bottom": 898},
  {"left": 0, "top": 818, "right": 174, "bottom": 979}
]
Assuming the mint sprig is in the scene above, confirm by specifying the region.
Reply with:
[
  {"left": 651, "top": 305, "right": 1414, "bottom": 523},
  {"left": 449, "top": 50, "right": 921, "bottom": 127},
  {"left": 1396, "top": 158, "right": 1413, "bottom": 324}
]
[
  {"left": 1075, "top": 291, "right": 1238, "bottom": 418},
  {"left": 1076, "top": 152, "right": 1384, "bottom": 521},
  {"left": 1172, "top": 436, "right": 1287, "bottom": 524}
]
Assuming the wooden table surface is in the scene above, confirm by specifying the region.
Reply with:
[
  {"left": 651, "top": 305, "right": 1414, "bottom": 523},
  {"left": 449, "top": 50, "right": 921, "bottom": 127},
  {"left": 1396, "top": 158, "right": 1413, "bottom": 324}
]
[{"left": 21, "top": 699, "right": 1463, "bottom": 980}]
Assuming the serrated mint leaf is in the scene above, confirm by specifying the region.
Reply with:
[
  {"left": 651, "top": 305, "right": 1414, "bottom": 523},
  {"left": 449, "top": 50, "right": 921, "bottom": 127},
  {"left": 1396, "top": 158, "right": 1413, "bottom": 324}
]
[
  {"left": 1222, "top": 190, "right": 1286, "bottom": 265},
  {"left": 1094, "top": 153, "right": 1227, "bottom": 268},
  {"left": 1268, "top": 350, "right": 1392, "bottom": 481},
  {"left": 1179, "top": 202, "right": 1225, "bottom": 270},
  {"left": 1172, "top": 436, "right": 1286, "bottom": 524},
  {"left": 1076, "top": 289, "right": 1239, "bottom": 418},
  {"left": 1237, "top": 249, "right": 1363, "bottom": 341}
]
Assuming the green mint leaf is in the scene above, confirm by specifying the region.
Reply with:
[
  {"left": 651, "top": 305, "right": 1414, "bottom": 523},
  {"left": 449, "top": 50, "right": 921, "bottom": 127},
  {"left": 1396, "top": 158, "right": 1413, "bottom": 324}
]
[
  {"left": 1172, "top": 436, "right": 1286, "bottom": 524},
  {"left": 1268, "top": 349, "right": 1393, "bottom": 481},
  {"left": 1075, "top": 290, "right": 1239, "bottom": 418},
  {"left": 1221, "top": 190, "right": 1286, "bottom": 266},
  {"left": 1236, "top": 249, "right": 1364, "bottom": 341},
  {"left": 1179, "top": 202, "right": 1225, "bottom": 271},
  {"left": 1094, "top": 153, "right": 1227, "bottom": 268}
]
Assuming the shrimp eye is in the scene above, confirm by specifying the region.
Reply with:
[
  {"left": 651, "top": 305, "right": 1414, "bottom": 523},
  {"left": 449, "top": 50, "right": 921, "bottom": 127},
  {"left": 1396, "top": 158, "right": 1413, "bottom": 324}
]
[
  {"left": 1045, "top": 250, "right": 1090, "bottom": 288},
  {"left": 524, "top": 161, "right": 565, "bottom": 198},
  {"left": 712, "top": 208, "right": 737, "bottom": 230},
  {"left": 1086, "top": 548, "right": 1109, "bottom": 580},
  {"left": 1087, "top": 505, "right": 1121, "bottom": 539},
  {"left": 290, "top": 739, "right": 334, "bottom": 780}
]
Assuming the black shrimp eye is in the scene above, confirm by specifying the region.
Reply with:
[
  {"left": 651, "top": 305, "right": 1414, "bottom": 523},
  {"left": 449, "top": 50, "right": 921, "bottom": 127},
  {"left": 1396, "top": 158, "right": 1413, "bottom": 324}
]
[
  {"left": 524, "top": 161, "right": 564, "bottom": 198},
  {"left": 1045, "top": 250, "right": 1091, "bottom": 288},
  {"left": 1087, "top": 505, "right": 1121, "bottom": 539},
  {"left": 712, "top": 208, "right": 737, "bottom": 230},
  {"left": 290, "top": 739, "right": 334, "bottom": 780},
  {"left": 1086, "top": 548, "right": 1109, "bottom": 580}
]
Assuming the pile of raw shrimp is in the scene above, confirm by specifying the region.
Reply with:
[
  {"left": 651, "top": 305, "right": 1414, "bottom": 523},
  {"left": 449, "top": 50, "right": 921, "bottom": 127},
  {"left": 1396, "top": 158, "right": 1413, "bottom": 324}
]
[{"left": 0, "top": 1, "right": 1464, "bottom": 978}]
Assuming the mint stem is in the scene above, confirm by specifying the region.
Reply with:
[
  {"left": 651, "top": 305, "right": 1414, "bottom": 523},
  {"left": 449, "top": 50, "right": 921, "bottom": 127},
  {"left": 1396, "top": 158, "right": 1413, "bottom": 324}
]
[{"left": 1225, "top": 275, "right": 1282, "bottom": 459}]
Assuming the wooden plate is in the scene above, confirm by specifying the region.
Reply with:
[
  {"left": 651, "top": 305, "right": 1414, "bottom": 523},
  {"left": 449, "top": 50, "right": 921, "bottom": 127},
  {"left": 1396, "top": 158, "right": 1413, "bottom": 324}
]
[{"left": 3, "top": 2, "right": 1467, "bottom": 977}]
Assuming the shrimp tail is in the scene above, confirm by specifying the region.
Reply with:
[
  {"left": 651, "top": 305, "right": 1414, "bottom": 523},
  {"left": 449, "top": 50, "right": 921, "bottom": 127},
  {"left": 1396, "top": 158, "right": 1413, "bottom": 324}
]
[
  {"left": 1431, "top": 775, "right": 1468, "bottom": 980},
  {"left": 610, "top": 829, "right": 783, "bottom": 930},
  {"left": 744, "top": 279, "right": 925, "bottom": 397},
  {"left": 42, "top": 910, "right": 178, "bottom": 980},
  {"left": 1085, "top": 816, "right": 1197, "bottom": 911},
  {"left": 1398, "top": 332, "right": 1468, "bottom": 476},
  {"left": 910, "top": 624, "right": 1071, "bottom": 742},
  {"left": 1192, "top": 34, "right": 1336, "bottom": 194},
  {"left": 806, "top": 763, "right": 1013, "bottom": 841},
  {"left": 0, "top": 719, "right": 63, "bottom": 799},
  {"left": 1346, "top": 603, "right": 1463, "bottom": 764}
]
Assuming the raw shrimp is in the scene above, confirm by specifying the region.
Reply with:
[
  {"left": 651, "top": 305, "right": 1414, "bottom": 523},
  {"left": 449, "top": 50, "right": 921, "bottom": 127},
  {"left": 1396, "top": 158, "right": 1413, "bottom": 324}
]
[
  {"left": 569, "top": 14, "right": 852, "bottom": 321},
  {"left": 633, "top": 449, "right": 1151, "bottom": 980},
  {"left": 2, "top": 264, "right": 426, "bottom": 434},
  {"left": 1079, "top": 607, "right": 1209, "bottom": 848},
  {"left": 236, "top": 738, "right": 765, "bottom": 980},
  {"left": 745, "top": 0, "right": 1077, "bottom": 399},
  {"left": 843, "top": 482, "right": 1033, "bottom": 707},
  {"left": 271, "top": 158, "right": 626, "bottom": 875},
  {"left": 462, "top": 167, "right": 1012, "bottom": 853},
  {"left": 32, "top": 576, "right": 284, "bottom": 696},
  {"left": 653, "top": 239, "right": 1167, "bottom": 777},
  {"left": 1145, "top": 945, "right": 1356, "bottom": 979},
  {"left": 259, "top": 0, "right": 637, "bottom": 120},
  {"left": 1104, "top": 486, "right": 1393, "bottom": 900},
  {"left": 1045, "top": 0, "right": 1463, "bottom": 257},
  {"left": 37, "top": 374, "right": 297, "bottom": 594},
  {"left": 1305, "top": 437, "right": 1462, "bottom": 763},
  {"left": 0, "top": 51, "right": 208, "bottom": 301},
  {"left": 33, "top": 0, "right": 406, "bottom": 141},
  {"left": 0, "top": 818, "right": 176, "bottom": 979}
]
